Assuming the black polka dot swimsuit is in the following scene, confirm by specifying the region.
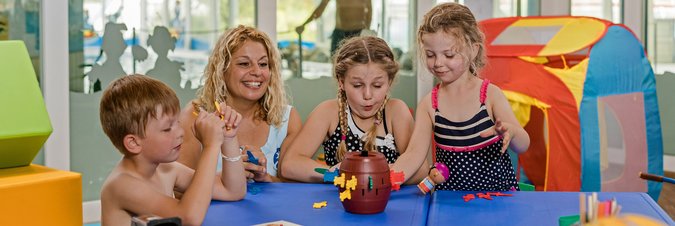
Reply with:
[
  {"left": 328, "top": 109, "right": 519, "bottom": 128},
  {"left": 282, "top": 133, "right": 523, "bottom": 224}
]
[
  {"left": 432, "top": 80, "right": 519, "bottom": 191},
  {"left": 322, "top": 107, "right": 399, "bottom": 166}
]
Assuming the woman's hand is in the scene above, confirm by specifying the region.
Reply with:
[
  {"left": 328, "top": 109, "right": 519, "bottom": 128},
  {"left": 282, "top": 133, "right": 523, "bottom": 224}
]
[{"left": 241, "top": 145, "right": 273, "bottom": 182}]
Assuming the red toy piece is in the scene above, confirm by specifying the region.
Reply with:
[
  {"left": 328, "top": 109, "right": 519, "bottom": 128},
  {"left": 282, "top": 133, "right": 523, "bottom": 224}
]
[
  {"left": 463, "top": 194, "right": 476, "bottom": 202},
  {"left": 487, "top": 192, "right": 513, "bottom": 197},
  {"left": 390, "top": 170, "right": 405, "bottom": 191},
  {"left": 476, "top": 192, "right": 493, "bottom": 200}
]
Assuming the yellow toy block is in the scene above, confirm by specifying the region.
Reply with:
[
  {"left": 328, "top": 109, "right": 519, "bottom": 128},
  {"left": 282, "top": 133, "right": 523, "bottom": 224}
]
[
  {"left": 0, "top": 164, "right": 82, "bottom": 226},
  {"left": 339, "top": 190, "right": 352, "bottom": 201},
  {"left": 333, "top": 173, "right": 346, "bottom": 188},
  {"left": 312, "top": 201, "right": 327, "bottom": 209},
  {"left": 346, "top": 175, "right": 357, "bottom": 191}
]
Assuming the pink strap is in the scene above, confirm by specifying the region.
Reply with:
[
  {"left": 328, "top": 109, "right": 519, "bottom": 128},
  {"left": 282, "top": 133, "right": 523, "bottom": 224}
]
[
  {"left": 431, "top": 84, "right": 440, "bottom": 110},
  {"left": 480, "top": 79, "right": 490, "bottom": 104}
]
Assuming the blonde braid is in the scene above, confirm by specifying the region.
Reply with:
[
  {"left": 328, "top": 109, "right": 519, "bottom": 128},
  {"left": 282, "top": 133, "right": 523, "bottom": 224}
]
[
  {"left": 337, "top": 89, "right": 349, "bottom": 162},
  {"left": 363, "top": 96, "right": 388, "bottom": 152}
]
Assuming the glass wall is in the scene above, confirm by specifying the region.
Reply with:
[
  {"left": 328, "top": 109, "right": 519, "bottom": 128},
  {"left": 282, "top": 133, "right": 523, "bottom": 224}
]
[
  {"left": 0, "top": 0, "right": 43, "bottom": 164},
  {"left": 571, "top": 0, "right": 622, "bottom": 23},
  {"left": 68, "top": 0, "right": 255, "bottom": 201},
  {"left": 435, "top": 0, "right": 540, "bottom": 17},
  {"left": 648, "top": 0, "right": 675, "bottom": 74},
  {"left": 277, "top": 0, "right": 417, "bottom": 119}
]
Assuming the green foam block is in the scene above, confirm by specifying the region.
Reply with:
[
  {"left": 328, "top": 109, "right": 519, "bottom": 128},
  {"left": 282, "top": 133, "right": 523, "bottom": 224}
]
[{"left": 0, "top": 41, "right": 52, "bottom": 168}]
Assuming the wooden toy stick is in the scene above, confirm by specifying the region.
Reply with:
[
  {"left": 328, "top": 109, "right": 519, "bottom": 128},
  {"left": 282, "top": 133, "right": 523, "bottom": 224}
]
[{"left": 640, "top": 172, "right": 675, "bottom": 184}]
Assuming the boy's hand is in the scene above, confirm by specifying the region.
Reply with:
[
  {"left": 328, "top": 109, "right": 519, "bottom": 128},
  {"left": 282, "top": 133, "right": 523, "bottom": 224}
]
[
  {"left": 240, "top": 145, "right": 271, "bottom": 182},
  {"left": 193, "top": 108, "right": 225, "bottom": 147},
  {"left": 215, "top": 102, "right": 242, "bottom": 138},
  {"left": 479, "top": 118, "right": 511, "bottom": 154}
]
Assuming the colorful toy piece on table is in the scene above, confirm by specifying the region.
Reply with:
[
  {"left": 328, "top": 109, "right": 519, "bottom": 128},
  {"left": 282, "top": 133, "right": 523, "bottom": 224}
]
[
  {"left": 314, "top": 167, "right": 341, "bottom": 183},
  {"left": 313, "top": 201, "right": 327, "bottom": 209},
  {"left": 335, "top": 151, "right": 392, "bottom": 214},
  {"left": 390, "top": 170, "right": 405, "bottom": 191},
  {"left": 417, "top": 162, "right": 450, "bottom": 194},
  {"left": 564, "top": 192, "right": 627, "bottom": 225},
  {"left": 246, "top": 150, "right": 259, "bottom": 165},
  {"left": 462, "top": 192, "right": 512, "bottom": 202}
]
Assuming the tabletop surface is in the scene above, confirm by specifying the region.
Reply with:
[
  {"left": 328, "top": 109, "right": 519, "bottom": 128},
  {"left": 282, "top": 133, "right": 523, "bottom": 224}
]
[
  {"left": 204, "top": 183, "right": 430, "bottom": 226},
  {"left": 427, "top": 191, "right": 675, "bottom": 226}
]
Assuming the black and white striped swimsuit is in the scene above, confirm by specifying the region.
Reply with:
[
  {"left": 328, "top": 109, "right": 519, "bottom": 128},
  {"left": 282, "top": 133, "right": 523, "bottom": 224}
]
[{"left": 432, "top": 79, "right": 518, "bottom": 191}]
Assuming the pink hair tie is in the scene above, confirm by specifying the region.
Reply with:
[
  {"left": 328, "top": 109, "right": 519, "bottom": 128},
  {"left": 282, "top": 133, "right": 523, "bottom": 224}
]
[
  {"left": 434, "top": 162, "right": 450, "bottom": 180},
  {"left": 341, "top": 135, "right": 347, "bottom": 141}
]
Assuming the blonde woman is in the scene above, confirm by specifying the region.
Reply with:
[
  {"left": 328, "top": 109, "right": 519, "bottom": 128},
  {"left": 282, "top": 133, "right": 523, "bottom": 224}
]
[{"left": 178, "top": 25, "right": 301, "bottom": 182}]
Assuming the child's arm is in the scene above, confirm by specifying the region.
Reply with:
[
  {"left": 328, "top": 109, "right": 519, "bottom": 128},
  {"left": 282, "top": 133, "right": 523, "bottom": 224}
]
[
  {"left": 280, "top": 100, "right": 335, "bottom": 182},
  {"left": 212, "top": 102, "right": 246, "bottom": 200},
  {"left": 485, "top": 85, "right": 530, "bottom": 153},
  {"left": 114, "top": 111, "right": 225, "bottom": 226},
  {"left": 391, "top": 94, "right": 435, "bottom": 183},
  {"left": 387, "top": 99, "right": 427, "bottom": 184},
  {"left": 389, "top": 99, "right": 414, "bottom": 158}
]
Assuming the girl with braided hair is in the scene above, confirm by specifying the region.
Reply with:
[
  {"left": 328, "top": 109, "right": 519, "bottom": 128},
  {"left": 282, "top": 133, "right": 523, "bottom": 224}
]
[{"left": 281, "top": 36, "right": 417, "bottom": 183}]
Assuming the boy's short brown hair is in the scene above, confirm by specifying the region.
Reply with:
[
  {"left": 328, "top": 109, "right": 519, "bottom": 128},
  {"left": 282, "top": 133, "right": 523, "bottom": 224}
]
[{"left": 99, "top": 74, "right": 180, "bottom": 155}]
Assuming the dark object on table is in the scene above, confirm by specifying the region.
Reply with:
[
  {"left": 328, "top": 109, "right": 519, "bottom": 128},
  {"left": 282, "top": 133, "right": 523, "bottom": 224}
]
[
  {"left": 639, "top": 172, "right": 675, "bottom": 184},
  {"left": 131, "top": 216, "right": 181, "bottom": 226}
]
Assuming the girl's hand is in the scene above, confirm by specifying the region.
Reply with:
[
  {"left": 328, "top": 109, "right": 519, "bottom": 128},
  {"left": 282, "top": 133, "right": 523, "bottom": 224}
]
[
  {"left": 329, "top": 162, "right": 342, "bottom": 172},
  {"left": 479, "top": 118, "right": 512, "bottom": 154},
  {"left": 215, "top": 102, "right": 242, "bottom": 138}
]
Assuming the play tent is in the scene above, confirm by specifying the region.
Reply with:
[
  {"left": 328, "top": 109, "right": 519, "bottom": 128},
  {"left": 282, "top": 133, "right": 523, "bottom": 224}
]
[{"left": 479, "top": 16, "right": 663, "bottom": 199}]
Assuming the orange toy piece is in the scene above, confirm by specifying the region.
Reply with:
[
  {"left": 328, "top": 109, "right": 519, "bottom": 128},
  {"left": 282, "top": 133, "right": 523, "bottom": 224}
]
[
  {"left": 477, "top": 193, "right": 493, "bottom": 200},
  {"left": 390, "top": 170, "right": 405, "bottom": 191},
  {"left": 487, "top": 192, "right": 513, "bottom": 197},
  {"left": 463, "top": 194, "right": 476, "bottom": 202}
]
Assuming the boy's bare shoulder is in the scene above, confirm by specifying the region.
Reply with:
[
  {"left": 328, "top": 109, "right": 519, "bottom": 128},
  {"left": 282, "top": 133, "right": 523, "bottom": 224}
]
[{"left": 101, "top": 167, "right": 143, "bottom": 199}]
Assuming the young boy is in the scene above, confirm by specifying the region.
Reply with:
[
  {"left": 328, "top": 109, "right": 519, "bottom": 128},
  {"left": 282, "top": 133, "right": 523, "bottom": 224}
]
[{"left": 99, "top": 74, "right": 246, "bottom": 226}]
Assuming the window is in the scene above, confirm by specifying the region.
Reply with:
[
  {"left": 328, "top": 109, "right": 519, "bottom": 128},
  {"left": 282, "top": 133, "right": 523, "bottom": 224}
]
[
  {"left": 69, "top": 0, "right": 254, "bottom": 202},
  {"left": 571, "top": 0, "right": 622, "bottom": 23}
]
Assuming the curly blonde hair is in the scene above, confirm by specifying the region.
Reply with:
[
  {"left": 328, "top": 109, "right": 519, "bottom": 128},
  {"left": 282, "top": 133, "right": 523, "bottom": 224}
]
[
  {"left": 417, "top": 2, "right": 486, "bottom": 76},
  {"left": 196, "top": 25, "right": 287, "bottom": 126},
  {"left": 332, "top": 36, "right": 398, "bottom": 161}
]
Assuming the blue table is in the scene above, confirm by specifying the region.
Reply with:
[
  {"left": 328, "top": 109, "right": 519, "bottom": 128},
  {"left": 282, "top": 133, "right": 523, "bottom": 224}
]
[
  {"left": 204, "top": 183, "right": 430, "bottom": 226},
  {"left": 427, "top": 191, "right": 674, "bottom": 226}
]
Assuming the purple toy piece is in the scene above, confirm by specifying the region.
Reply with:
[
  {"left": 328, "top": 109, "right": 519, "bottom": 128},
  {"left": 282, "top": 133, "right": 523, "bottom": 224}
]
[{"left": 434, "top": 162, "right": 450, "bottom": 180}]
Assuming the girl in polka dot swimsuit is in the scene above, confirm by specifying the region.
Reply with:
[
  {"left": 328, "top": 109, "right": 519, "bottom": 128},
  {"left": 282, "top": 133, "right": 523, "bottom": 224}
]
[
  {"left": 391, "top": 3, "right": 530, "bottom": 191},
  {"left": 281, "top": 36, "right": 415, "bottom": 183}
]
